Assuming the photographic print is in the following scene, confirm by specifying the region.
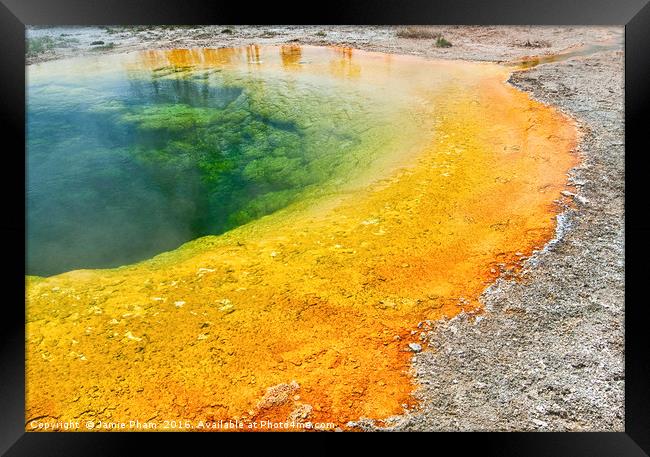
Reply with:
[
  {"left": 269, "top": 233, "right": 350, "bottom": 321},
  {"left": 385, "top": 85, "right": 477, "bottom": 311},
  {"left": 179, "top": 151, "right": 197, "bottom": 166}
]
[{"left": 25, "top": 25, "right": 624, "bottom": 432}]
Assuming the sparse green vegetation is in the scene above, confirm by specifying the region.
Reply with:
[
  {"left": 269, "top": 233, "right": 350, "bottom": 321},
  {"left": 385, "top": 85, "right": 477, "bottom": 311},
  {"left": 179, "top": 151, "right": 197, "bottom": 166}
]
[
  {"left": 221, "top": 28, "right": 234, "bottom": 34},
  {"left": 396, "top": 26, "right": 441, "bottom": 39},
  {"left": 27, "top": 36, "right": 56, "bottom": 56},
  {"left": 27, "top": 35, "right": 80, "bottom": 57},
  {"left": 396, "top": 27, "right": 452, "bottom": 47},
  {"left": 315, "top": 31, "right": 326, "bottom": 37},
  {"left": 435, "top": 36, "right": 452, "bottom": 48}
]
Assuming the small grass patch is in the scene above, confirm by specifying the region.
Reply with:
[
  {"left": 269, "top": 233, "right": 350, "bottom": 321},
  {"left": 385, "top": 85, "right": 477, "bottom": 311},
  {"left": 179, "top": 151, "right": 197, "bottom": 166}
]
[
  {"left": 27, "top": 35, "right": 79, "bottom": 57},
  {"left": 315, "top": 31, "right": 326, "bottom": 37},
  {"left": 435, "top": 36, "right": 452, "bottom": 48},
  {"left": 221, "top": 28, "right": 234, "bottom": 34},
  {"left": 396, "top": 26, "right": 440, "bottom": 39},
  {"left": 27, "top": 36, "right": 56, "bottom": 56}
]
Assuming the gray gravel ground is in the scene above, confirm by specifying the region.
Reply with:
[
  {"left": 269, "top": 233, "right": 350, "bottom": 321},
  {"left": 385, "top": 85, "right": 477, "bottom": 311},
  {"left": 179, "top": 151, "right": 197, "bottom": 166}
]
[
  {"left": 26, "top": 25, "right": 621, "bottom": 65},
  {"left": 26, "top": 26, "right": 625, "bottom": 431}
]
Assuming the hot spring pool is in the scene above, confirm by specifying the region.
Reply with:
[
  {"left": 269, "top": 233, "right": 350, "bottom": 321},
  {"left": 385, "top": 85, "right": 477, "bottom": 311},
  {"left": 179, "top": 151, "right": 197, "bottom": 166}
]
[
  {"left": 26, "top": 45, "right": 580, "bottom": 425},
  {"left": 27, "top": 46, "right": 436, "bottom": 276}
]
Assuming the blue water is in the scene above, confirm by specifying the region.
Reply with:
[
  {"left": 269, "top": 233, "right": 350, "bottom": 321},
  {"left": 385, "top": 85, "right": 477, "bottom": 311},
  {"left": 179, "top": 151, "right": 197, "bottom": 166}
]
[{"left": 27, "top": 62, "right": 353, "bottom": 276}]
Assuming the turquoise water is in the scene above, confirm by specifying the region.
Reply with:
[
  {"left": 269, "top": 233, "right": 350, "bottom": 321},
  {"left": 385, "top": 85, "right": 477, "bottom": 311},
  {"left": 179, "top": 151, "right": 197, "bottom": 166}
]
[{"left": 26, "top": 47, "right": 427, "bottom": 276}]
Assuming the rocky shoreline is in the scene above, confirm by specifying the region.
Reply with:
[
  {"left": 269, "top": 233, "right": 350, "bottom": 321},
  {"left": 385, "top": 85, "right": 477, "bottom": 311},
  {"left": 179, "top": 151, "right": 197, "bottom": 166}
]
[
  {"left": 27, "top": 25, "right": 621, "bottom": 66},
  {"left": 26, "top": 26, "right": 625, "bottom": 431}
]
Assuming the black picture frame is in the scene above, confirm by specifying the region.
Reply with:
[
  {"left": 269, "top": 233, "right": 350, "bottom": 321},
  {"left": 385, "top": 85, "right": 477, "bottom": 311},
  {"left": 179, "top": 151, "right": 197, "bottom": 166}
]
[{"left": 1, "top": 0, "right": 648, "bottom": 454}]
